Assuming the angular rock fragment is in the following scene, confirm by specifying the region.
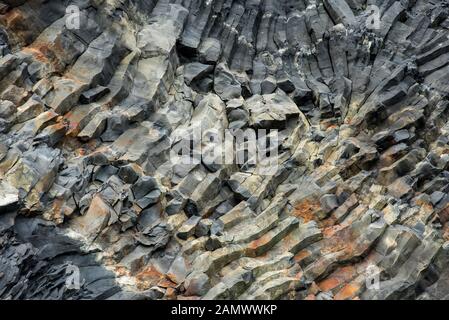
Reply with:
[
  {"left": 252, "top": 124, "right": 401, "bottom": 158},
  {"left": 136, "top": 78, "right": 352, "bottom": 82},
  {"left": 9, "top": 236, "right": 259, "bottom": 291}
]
[
  {"left": 80, "top": 86, "right": 110, "bottom": 104},
  {"left": 245, "top": 90, "right": 307, "bottom": 129}
]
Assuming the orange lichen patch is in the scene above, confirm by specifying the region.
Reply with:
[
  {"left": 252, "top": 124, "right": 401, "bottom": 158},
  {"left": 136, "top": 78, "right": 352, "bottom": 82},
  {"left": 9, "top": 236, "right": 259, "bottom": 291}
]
[
  {"left": 317, "top": 266, "right": 357, "bottom": 293},
  {"left": 334, "top": 282, "right": 361, "bottom": 300},
  {"left": 292, "top": 198, "right": 321, "bottom": 223},
  {"left": 135, "top": 265, "right": 165, "bottom": 291}
]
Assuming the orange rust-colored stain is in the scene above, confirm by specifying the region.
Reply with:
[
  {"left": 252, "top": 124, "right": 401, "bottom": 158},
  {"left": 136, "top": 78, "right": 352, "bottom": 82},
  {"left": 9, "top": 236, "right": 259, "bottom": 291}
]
[
  {"left": 52, "top": 122, "right": 67, "bottom": 131},
  {"left": 317, "top": 277, "right": 340, "bottom": 292},
  {"left": 294, "top": 249, "right": 311, "bottom": 263},
  {"left": 27, "top": 37, "right": 67, "bottom": 67},
  {"left": 136, "top": 265, "right": 163, "bottom": 279},
  {"left": 317, "top": 266, "right": 357, "bottom": 293},
  {"left": 135, "top": 266, "right": 164, "bottom": 290},
  {"left": 292, "top": 198, "right": 321, "bottom": 223},
  {"left": 247, "top": 233, "right": 271, "bottom": 254},
  {"left": 25, "top": 39, "right": 66, "bottom": 68},
  {"left": 334, "top": 283, "right": 361, "bottom": 300},
  {"left": 23, "top": 46, "right": 50, "bottom": 63}
]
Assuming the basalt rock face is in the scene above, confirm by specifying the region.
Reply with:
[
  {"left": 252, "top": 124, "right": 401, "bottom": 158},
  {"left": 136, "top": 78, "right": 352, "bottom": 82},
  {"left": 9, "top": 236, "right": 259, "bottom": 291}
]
[{"left": 0, "top": 0, "right": 449, "bottom": 300}]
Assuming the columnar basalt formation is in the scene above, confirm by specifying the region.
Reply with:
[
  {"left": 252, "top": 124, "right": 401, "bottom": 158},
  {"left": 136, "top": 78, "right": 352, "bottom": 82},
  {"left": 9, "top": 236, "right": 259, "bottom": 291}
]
[{"left": 1, "top": 0, "right": 449, "bottom": 300}]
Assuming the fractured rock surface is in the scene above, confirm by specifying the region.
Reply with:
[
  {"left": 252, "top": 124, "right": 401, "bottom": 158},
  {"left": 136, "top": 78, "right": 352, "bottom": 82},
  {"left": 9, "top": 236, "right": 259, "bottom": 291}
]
[{"left": 1, "top": 0, "right": 449, "bottom": 300}]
